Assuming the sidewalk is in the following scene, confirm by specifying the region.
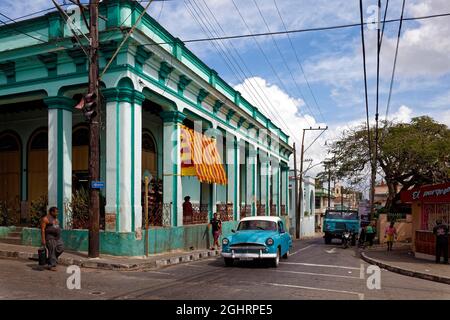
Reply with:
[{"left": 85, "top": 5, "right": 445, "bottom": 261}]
[
  {"left": 361, "top": 244, "right": 450, "bottom": 285},
  {"left": 0, "top": 242, "right": 220, "bottom": 271}
]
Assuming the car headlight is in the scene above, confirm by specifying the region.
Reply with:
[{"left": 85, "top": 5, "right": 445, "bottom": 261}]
[
  {"left": 222, "top": 238, "right": 229, "bottom": 245},
  {"left": 266, "top": 238, "right": 274, "bottom": 246}
]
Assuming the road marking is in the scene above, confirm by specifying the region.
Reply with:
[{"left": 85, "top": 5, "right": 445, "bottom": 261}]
[
  {"left": 273, "top": 270, "right": 361, "bottom": 280},
  {"left": 290, "top": 244, "right": 315, "bottom": 256},
  {"left": 325, "top": 248, "right": 337, "bottom": 254},
  {"left": 280, "top": 262, "right": 360, "bottom": 270},
  {"left": 144, "top": 271, "right": 173, "bottom": 275},
  {"left": 266, "top": 282, "right": 365, "bottom": 300}
]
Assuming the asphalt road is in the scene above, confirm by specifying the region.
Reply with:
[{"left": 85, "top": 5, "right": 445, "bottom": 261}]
[{"left": 1, "top": 237, "right": 449, "bottom": 300}]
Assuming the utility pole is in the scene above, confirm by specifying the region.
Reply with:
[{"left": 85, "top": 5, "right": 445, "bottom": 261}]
[
  {"left": 293, "top": 143, "right": 299, "bottom": 236},
  {"left": 296, "top": 126, "right": 327, "bottom": 239},
  {"left": 88, "top": 0, "right": 100, "bottom": 258},
  {"left": 327, "top": 165, "right": 331, "bottom": 209},
  {"left": 341, "top": 185, "right": 344, "bottom": 210}
]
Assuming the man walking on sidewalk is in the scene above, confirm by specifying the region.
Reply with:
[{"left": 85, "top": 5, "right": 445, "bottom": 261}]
[
  {"left": 209, "top": 212, "right": 222, "bottom": 250},
  {"left": 433, "top": 220, "right": 448, "bottom": 264},
  {"left": 41, "top": 207, "right": 64, "bottom": 271}
]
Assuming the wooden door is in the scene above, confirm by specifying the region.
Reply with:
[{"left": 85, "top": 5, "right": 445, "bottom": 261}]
[
  {"left": 28, "top": 130, "right": 48, "bottom": 203},
  {"left": 0, "top": 133, "right": 21, "bottom": 220}
]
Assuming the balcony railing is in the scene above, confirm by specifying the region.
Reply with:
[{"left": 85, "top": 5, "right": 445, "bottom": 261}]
[
  {"left": 270, "top": 205, "right": 277, "bottom": 216},
  {"left": 240, "top": 204, "right": 252, "bottom": 218},
  {"left": 217, "top": 203, "right": 234, "bottom": 221},
  {"left": 184, "top": 203, "right": 209, "bottom": 225},
  {"left": 256, "top": 204, "right": 266, "bottom": 216},
  {"left": 143, "top": 203, "right": 172, "bottom": 227}
]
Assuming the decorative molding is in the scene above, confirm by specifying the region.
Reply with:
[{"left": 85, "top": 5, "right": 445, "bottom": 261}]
[
  {"left": 67, "top": 47, "right": 87, "bottom": 72},
  {"left": 226, "top": 109, "right": 236, "bottom": 122},
  {"left": 159, "top": 61, "right": 174, "bottom": 83},
  {"left": 43, "top": 96, "right": 76, "bottom": 112},
  {"left": 0, "top": 61, "right": 15, "bottom": 84},
  {"left": 160, "top": 110, "right": 186, "bottom": 124},
  {"left": 100, "top": 40, "right": 119, "bottom": 66},
  {"left": 197, "top": 88, "right": 209, "bottom": 106},
  {"left": 213, "top": 100, "right": 224, "bottom": 114},
  {"left": 135, "top": 46, "right": 153, "bottom": 70},
  {"left": 237, "top": 117, "right": 246, "bottom": 129},
  {"left": 38, "top": 53, "right": 58, "bottom": 77},
  {"left": 177, "top": 74, "right": 192, "bottom": 94}
]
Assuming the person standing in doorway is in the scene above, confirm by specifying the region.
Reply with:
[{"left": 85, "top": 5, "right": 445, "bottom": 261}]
[
  {"left": 384, "top": 221, "right": 397, "bottom": 251},
  {"left": 433, "top": 220, "right": 449, "bottom": 264},
  {"left": 209, "top": 212, "right": 222, "bottom": 250},
  {"left": 40, "top": 207, "right": 64, "bottom": 271}
]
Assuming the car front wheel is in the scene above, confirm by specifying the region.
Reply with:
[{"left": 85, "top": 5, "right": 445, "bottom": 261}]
[
  {"left": 282, "top": 247, "right": 290, "bottom": 259},
  {"left": 271, "top": 249, "right": 280, "bottom": 267},
  {"left": 224, "top": 258, "right": 234, "bottom": 267}
]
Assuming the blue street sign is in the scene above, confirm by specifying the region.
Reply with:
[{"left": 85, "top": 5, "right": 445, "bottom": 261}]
[{"left": 91, "top": 181, "right": 105, "bottom": 189}]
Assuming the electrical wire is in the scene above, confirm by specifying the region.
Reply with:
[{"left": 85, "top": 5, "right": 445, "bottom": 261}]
[
  {"left": 273, "top": 0, "right": 326, "bottom": 124},
  {"left": 0, "top": 12, "right": 47, "bottom": 43},
  {"left": 359, "top": 0, "right": 372, "bottom": 161},
  {"left": 191, "top": 0, "right": 302, "bottom": 144},
  {"left": 385, "top": 0, "right": 407, "bottom": 123},
  {"left": 251, "top": 0, "right": 321, "bottom": 125}
]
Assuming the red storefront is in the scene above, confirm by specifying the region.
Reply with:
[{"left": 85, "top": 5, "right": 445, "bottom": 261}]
[{"left": 401, "top": 182, "right": 450, "bottom": 260}]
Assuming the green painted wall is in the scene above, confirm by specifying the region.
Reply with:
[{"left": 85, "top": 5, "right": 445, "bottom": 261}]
[
  {"left": 0, "top": 226, "right": 15, "bottom": 238},
  {"left": 20, "top": 221, "right": 240, "bottom": 256}
]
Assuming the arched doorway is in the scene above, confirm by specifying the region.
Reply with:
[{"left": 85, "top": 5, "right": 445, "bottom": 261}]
[
  {"left": 0, "top": 132, "right": 21, "bottom": 223},
  {"left": 72, "top": 125, "right": 89, "bottom": 191},
  {"left": 142, "top": 130, "right": 157, "bottom": 178},
  {"left": 28, "top": 129, "right": 48, "bottom": 204}
]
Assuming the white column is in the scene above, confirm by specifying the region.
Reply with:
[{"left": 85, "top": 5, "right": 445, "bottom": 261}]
[
  {"left": 233, "top": 137, "right": 240, "bottom": 219},
  {"left": 161, "top": 111, "right": 186, "bottom": 227},
  {"left": 248, "top": 144, "right": 257, "bottom": 216},
  {"left": 104, "top": 92, "right": 118, "bottom": 232},
  {"left": 44, "top": 96, "right": 73, "bottom": 229},
  {"left": 103, "top": 88, "right": 144, "bottom": 234}
]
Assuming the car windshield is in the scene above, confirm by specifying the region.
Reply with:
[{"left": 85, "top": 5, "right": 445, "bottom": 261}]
[
  {"left": 325, "top": 211, "right": 358, "bottom": 220},
  {"left": 238, "top": 220, "right": 277, "bottom": 231}
]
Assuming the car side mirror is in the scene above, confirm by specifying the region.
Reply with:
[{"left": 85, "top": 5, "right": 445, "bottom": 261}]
[{"left": 231, "top": 229, "right": 236, "bottom": 233}]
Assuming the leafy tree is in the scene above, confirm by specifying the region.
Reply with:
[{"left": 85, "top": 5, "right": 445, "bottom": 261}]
[{"left": 322, "top": 116, "right": 450, "bottom": 211}]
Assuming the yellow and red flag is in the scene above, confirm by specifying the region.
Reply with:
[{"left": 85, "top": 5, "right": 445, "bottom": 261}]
[{"left": 180, "top": 125, "right": 227, "bottom": 185}]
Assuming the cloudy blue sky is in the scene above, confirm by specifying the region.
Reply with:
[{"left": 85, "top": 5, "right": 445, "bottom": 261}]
[{"left": 1, "top": 0, "right": 449, "bottom": 180}]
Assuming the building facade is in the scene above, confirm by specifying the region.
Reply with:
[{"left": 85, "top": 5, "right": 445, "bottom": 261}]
[
  {"left": 288, "top": 171, "right": 315, "bottom": 237},
  {"left": 314, "top": 186, "right": 335, "bottom": 231},
  {"left": 0, "top": 0, "right": 292, "bottom": 255}
]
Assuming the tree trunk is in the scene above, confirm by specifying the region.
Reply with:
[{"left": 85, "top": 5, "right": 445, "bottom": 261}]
[{"left": 384, "top": 180, "right": 397, "bottom": 212}]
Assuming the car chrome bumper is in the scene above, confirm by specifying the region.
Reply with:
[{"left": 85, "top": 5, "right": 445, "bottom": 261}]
[{"left": 221, "top": 250, "right": 277, "bottom": 259}]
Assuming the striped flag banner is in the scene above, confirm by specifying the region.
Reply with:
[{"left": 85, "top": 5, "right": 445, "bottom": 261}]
[{"left": 180, "top": 125, "right": 228, "bottom": 185}]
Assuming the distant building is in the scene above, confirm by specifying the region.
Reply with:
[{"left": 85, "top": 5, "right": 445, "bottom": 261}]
[
  {"left": 314, "top": 186, "right": 335, "bottom": 231},
  {"left": 288, "top": 171, "right": 316, "bottom": 237},
  {"left": 333, "top": 183, "right": 361, "bottom": 210},
  {"left": 374, "top": 181, "right": 402, "bottom": 207}
]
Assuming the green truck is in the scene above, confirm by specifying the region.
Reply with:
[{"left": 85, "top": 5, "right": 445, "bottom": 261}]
[{"left": 322, "top": 209, "right": 360, "bottom": 245}]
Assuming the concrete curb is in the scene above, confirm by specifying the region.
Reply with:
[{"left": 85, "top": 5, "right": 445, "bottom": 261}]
[
  {"left": 360, "top": 251, "right": 450, "bottom": 285},
  {"left": 0, "top": 248, "right": 220, "bottom": 271}
]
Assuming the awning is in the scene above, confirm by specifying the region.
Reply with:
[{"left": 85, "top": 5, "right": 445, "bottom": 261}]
[{"left": 180, "top": 125, "right": 227, "bottom": 185}]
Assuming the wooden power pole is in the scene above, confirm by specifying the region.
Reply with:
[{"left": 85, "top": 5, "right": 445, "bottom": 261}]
[
  {"left": 293, "top": 143, "right": 299, "bottom": 238},
  {"left": 88, "top": 0, "right": 100, "bottom": 258},
  {"left": 296, "top": 126, "right": 327, "bottom": 239}
]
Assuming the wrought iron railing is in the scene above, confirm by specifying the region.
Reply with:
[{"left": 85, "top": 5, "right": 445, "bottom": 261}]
[
  {"left": 270, "top": 205, "right": 277, "bottom": 216},
  {"left": 240, "top": 204, "right": 252, "bottom": 218},
  {"left": 257, "top": 204, "right": 266, "bottom": 216},
  {"left": 217, "top": 203, "right": 234, "bottom": 221},
  {"left": 184, "top": 203, "right": 209, "bottom": 225},
  {"left": 143, "top": 203, "right": 172, "bottom": 227},
  {"left": 281, "top": 204, "right": 287, "bottom": 216}
]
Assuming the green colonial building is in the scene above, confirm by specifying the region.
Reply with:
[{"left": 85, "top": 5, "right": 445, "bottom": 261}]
[{"left": 0, "top": 0, "right": 293, "bottom": 255}]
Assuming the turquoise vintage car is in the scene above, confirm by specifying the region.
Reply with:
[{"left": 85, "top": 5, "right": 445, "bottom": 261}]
[{"left": 221, "top": 216, "right": 292, "bottom": 267}]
